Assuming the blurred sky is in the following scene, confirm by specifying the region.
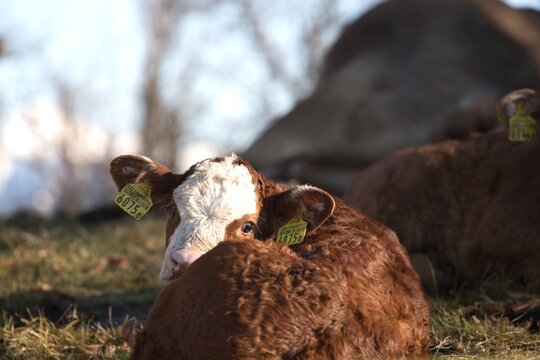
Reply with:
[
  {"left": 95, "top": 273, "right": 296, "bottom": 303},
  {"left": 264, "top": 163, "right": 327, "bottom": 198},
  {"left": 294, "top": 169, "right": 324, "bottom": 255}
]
[
  {"left": 0, "top": 0, "right": 539, "bottom": 216},
  {"left": 1, "top": 0, "right": 539, "bottom": 150},
  {"left": 0, "top": 0, "right": 374, "bottom": 150}
]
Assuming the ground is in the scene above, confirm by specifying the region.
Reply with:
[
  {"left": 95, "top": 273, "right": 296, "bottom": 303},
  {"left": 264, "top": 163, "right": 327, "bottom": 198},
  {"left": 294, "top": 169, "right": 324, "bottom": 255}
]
[{"left": 0, "top": 214, "right": 539, "bottom": 359}]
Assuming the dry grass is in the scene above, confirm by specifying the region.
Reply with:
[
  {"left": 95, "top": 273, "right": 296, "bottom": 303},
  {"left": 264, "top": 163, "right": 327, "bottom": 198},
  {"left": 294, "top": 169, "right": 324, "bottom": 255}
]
[
  {"left": 1, "top": 213, "right": 540, "bottom": 358},
  {"left": 0, "top": 307, "right": 136, "bottom": 360},
  {"left": 429, "top": 279, "right": 540, "bottom": 359},
  {"left": 431, "top": 303, "right": 540, "bottom": 359}
]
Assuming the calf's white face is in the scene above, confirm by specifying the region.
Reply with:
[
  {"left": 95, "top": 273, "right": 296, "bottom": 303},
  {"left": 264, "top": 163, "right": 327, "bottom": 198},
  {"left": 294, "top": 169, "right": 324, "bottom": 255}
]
[{"left": 160, "top": 156, "right": 258, "bottom": 280}]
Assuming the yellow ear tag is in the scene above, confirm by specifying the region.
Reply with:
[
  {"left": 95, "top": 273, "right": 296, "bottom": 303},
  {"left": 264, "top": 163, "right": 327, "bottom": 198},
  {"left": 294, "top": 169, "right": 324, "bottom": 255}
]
[
  {"left": 509, "top": 113, "right": 537, "bottom": 142},
  {"left": 276, "top": 214, "right": 308, "bottom": 245},
  {"left": 114, "top": 181, "right": 153, "bottom": 220}
]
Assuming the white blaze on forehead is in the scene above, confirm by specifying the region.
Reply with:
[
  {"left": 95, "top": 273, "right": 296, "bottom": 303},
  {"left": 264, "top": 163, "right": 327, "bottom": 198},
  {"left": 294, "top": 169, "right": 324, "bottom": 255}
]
[{"left": 160, "top": 154, "right": 258, "bottom": 278}]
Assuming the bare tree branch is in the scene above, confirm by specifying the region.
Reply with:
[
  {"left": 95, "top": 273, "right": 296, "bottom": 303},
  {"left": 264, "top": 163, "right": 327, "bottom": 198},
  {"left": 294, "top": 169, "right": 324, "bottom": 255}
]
[
  {"left": 0, "top": 37, "right": 6, "bottom": 57},
  {"left": 237, "top": 0, "right": 342, "bottom": 103},
  {"left": 301, "top": 0, "right": 340, "bottom": 84},
  {"left": 238, "top": 0, "right": 307, "bottom": 98},
  {"left": 140, "top": 0, "right": 218, "bottom": 168}
]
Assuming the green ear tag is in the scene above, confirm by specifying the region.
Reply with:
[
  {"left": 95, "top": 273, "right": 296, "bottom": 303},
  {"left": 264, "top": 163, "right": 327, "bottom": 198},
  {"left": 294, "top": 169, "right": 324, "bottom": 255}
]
[
  {"left": 276, "top": 214, "right": 308, "bottom": 245},
  {"left": 114, "top": 181, "right": 153, "bottom": 220},
  {"left": 509, "top": 114, "right": 537, "bottom": 142}
]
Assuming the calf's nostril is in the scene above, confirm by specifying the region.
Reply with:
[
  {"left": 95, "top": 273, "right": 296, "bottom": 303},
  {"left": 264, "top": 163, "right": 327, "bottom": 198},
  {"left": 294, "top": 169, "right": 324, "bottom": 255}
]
[
  {"left": 169, "top": 254, "right": 179, "bottom": 267},
  {"left": 171, "top": 251, "right": 184, "bottom": 266}
]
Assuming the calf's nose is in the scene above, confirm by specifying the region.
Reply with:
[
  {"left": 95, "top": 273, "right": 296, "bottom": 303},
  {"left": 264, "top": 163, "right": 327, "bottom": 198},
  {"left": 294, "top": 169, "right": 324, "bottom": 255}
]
[
  {"left": 171, "top": 249, "right": 202, "bottom": 267},
  {"left": 160, "top": 248, "right": 203, "bottom": 281}
]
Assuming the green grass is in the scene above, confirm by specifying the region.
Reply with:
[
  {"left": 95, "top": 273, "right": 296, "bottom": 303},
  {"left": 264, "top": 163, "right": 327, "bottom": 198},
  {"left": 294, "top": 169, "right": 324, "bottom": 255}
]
[{"left": 1, "top": 214, "right": 540, "bottom": 359}]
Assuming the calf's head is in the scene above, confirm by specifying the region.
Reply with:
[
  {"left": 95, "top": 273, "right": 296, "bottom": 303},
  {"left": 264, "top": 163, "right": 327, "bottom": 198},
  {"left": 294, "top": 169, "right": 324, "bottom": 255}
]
[
  {"left": 110, "top": 154, "right": 335, "bottom": 281},
  {"left": 111, "top": 154, "right": 264, "bottom": 280}
]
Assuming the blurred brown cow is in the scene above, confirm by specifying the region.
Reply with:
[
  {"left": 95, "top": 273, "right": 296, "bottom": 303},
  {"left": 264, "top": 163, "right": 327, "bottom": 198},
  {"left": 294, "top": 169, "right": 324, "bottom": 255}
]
[{"left": 344, "top": 89, "right": 540, "bottom": 292}]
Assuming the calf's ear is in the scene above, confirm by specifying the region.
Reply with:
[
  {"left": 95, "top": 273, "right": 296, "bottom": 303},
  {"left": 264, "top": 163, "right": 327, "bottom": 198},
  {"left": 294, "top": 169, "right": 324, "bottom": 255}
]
[
  {"left": 271, "top": 185, "right": 335, "bottom": 232},
  {"left": 109, "top": 155, "right": 184, "bottom": 208}
]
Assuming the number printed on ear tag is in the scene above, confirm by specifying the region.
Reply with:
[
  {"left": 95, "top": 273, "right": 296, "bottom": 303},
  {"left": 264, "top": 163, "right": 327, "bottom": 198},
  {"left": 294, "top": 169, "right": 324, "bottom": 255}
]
[
  {"left": 276, "top": 214, "right": 307, "bottom": 245},
  {"left": 509, "top": 114, "right": 537, "bottom": 142},
  {"left": 114, "top": 182, "right": 153, "bottom": 220}
]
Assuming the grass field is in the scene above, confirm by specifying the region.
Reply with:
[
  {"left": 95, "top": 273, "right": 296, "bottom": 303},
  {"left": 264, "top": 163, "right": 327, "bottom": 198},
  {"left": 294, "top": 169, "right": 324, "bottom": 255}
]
[{"left": 1, "top": 214, "right": 539, "bottom": 359}]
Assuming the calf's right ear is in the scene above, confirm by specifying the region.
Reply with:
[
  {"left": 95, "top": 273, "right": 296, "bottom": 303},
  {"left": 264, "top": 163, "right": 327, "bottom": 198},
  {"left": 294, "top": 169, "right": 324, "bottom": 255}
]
[
  {"left": 269, "top": 185, "right": 336, "bottom": 233},
  {"left": 109, "top": 155, "right": 184, "bottom": 208}
]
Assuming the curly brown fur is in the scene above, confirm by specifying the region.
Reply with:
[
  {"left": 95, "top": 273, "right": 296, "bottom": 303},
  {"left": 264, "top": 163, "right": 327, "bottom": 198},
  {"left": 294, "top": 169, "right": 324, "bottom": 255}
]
[{"left": 132, "top": 184, "right": 429, "bottom": 359}]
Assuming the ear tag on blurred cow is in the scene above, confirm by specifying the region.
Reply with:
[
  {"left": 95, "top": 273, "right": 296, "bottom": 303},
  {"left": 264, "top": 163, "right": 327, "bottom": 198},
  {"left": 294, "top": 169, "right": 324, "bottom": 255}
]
[
  {"left": 276, "top": 213, "right": 307, "bottom": 245},
  {"left": 509, "top": 112, "right": 537, "bottom": 142},
  {"left": 114, "top": 181, "right": 153, "bottom": 220}
]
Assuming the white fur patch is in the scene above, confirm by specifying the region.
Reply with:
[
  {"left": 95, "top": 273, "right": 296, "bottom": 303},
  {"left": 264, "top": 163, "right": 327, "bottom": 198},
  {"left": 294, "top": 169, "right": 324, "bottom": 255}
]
[
  {"left": 159, "top": 154, "right": 258, "bottom": 279},
  {"left": 291, "top": 184, "right": 319, "bottom": 198}
]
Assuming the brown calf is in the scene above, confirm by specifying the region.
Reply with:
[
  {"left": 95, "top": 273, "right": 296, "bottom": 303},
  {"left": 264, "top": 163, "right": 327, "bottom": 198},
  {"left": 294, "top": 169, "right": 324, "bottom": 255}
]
[
  {"left": 110, "top": 155, "right": 429, "bottom": 359},
  {"left": 132, "top": 185, "right": 429, "bottom": 359}
]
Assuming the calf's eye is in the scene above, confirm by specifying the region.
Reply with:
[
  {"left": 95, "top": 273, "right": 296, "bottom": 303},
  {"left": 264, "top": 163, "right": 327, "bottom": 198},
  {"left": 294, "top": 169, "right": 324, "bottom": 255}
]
[
  {"left": 167, "top": 205, "right": 177, "bottom": 217},
  {"left": 241, "top": 222, "right": 255, "bottom": 234}
]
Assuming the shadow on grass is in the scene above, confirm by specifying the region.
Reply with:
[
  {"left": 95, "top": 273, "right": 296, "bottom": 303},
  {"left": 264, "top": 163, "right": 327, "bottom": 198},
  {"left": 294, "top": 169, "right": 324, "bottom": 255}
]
[{"left": 0, "top": 286, "right": 162, "bottom": 325}]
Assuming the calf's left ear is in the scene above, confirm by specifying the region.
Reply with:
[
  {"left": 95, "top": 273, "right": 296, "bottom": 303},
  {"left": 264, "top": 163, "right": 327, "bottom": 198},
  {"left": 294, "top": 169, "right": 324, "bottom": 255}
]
[
  {"left": 273, "top": 185, "right": 336, "bottom": 232},
  {"left": 109, "top": 155, "right": 184, "bottom": 209}
]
